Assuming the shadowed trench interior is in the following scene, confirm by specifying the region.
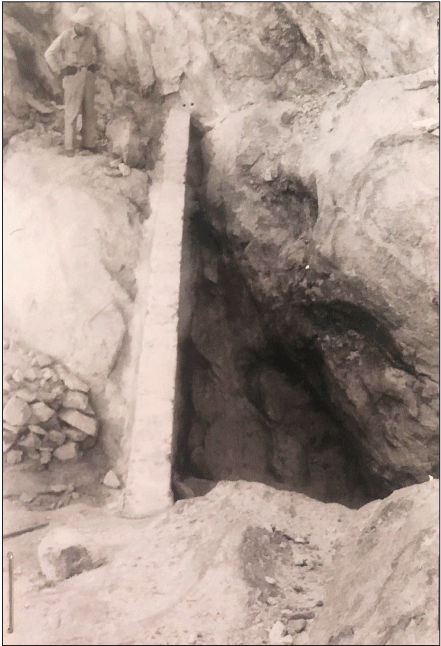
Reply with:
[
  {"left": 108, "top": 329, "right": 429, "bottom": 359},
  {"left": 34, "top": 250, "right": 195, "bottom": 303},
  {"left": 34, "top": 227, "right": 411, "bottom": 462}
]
[{"left": 170, "top": 117, "right": 376, "bottom": 509}]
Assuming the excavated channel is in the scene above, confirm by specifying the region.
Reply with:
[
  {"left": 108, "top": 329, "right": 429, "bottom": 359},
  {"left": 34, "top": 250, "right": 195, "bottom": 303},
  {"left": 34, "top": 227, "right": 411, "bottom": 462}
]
[{"left": 171, "top": 118, "right": 375, "bottom": 508}]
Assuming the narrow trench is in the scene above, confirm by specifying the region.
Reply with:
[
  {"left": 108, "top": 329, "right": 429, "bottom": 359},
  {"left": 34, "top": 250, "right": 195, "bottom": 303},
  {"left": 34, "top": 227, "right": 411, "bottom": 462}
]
[{"left": 171, "top": 118, "right": 374, "bottom": 509}]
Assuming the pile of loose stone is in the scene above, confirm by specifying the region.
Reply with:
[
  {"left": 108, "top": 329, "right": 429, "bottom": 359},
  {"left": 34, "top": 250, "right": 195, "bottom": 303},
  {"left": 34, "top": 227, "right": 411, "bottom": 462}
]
[{"left": 3, "top": 340, "right": 98, "bottom": 468}]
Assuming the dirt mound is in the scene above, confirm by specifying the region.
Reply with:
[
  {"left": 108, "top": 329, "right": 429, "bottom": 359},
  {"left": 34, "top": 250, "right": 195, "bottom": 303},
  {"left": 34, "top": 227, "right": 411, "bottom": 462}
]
[{"left": 3, "top": 479, "right": 438, "bottom": 645}]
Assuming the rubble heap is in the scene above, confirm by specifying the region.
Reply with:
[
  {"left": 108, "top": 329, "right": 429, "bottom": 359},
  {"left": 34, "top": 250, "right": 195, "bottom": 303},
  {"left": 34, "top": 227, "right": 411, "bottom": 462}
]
[{"left": 3, "top": 339, "right": 98, "bottom": 468}]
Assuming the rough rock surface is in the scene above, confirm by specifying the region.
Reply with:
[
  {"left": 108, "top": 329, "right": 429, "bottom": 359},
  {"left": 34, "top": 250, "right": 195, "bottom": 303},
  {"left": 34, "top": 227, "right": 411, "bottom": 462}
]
[
  {"left": 202, "top": 70, "right": 439, "bottom": 495},
  {"left": 308, "top": 480, "right": 440, "bottom": 646},
  {"left": 3, "top": 337, "right": 98, "bottom": 468},
  {"left": 37, "top": 526, "right": 98, "bottom": 582},
  {"left": 3, "top": 140, "right": 142, "bottom": 380},
  {"left": 4, "top": 479, "right": 439, "bottom": 645},
  {"left": 3, "top": 136, "right": 151, "bottom": 464},
  {"left": 54, "top": 2, "right": 439, "bottom": 117}
]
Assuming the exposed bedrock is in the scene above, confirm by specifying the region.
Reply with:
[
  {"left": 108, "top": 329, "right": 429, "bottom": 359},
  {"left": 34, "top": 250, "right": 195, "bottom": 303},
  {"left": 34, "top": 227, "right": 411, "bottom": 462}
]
[{"left": 199, "top": 74, "right": 439, "bottom": 497}]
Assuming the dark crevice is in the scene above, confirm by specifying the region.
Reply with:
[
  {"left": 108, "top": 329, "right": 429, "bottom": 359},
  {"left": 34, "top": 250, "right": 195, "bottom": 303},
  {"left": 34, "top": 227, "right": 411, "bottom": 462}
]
[
  {"left": 170, "top": 115, "right": 428, "bottom": 507},
  {"left": 305, "top": 300, "right": 419, "bottom": 377}
]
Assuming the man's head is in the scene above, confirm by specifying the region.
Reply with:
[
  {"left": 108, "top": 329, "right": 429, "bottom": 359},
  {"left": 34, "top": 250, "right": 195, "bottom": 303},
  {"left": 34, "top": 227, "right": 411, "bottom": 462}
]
[{"left": 70, "top": 6, "right": 93, "bottom": 35}]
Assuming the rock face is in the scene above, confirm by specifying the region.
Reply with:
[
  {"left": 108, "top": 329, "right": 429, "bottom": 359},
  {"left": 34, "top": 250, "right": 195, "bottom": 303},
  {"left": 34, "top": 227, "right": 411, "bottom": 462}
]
[
  {"left": 308, "top": 480, "right": 440, "bottom": 646},
  {"left": 3, "top": 137, "right": 150, "bottom": 463},
  {"left": 201, "top": 69, "right": 439, "bottom": 495}
]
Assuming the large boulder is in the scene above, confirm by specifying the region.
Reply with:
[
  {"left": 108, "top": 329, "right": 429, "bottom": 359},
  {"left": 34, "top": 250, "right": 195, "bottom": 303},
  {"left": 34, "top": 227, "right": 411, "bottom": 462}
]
[{"left": 3, "top": 136, "right": 149, "bottom": 462}]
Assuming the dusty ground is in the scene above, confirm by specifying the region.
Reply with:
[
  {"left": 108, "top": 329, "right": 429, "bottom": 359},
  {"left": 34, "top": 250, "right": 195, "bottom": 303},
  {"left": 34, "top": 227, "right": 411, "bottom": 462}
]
[
  {"left": 2, "top": 479, "right": 350, "bottom": 646},
  {"left": 3, "top": 476, "right": 438, "bottom": 646}
]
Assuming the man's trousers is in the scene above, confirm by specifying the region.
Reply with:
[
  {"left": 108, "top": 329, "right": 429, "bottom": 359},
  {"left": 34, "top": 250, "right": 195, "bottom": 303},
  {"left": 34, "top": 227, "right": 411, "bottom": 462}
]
[{"left": 62, "top": 68, "right": 97, "bottom": 151}]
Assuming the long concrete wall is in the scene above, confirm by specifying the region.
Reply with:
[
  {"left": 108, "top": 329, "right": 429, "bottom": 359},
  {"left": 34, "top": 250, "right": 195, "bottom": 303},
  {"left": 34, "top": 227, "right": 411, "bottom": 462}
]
[{"left": 123, "top": 109, "right": 191, "bottom": 518}]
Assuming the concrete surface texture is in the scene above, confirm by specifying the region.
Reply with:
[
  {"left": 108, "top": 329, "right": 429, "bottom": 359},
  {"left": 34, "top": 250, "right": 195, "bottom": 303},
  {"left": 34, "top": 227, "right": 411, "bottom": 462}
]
[{"left": 123, "top": 109, "right": 191, "bottom": 517}]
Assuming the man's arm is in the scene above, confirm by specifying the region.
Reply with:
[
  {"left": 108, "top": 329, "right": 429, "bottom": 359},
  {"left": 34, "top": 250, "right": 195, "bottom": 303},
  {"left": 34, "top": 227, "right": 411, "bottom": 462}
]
[
  {"left": 93, "top": 31, "right": 104, "bottom": 67},
  {"left": 44, "top": 32, "right": 66, "bottom": 75}
]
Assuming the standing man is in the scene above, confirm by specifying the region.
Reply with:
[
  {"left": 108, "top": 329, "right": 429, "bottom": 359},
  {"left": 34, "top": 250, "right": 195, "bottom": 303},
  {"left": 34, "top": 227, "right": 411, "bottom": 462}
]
[{"left": 45, "top": 6, "right": 101, "bottom": 156}]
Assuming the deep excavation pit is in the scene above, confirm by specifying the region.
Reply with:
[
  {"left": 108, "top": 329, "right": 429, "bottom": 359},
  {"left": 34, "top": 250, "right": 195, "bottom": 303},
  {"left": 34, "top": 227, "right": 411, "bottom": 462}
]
[{"left": 171, "top": 119, "right": 373, "bottom": 508}]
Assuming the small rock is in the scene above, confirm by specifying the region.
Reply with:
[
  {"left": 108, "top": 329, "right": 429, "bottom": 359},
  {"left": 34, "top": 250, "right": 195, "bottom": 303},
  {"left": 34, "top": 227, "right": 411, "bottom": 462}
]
[
  {"left": 62, "top": 390, "right": 89, "bottom": 412},
  {"left": 23, "top": 368, "right": 39, "bottom": 381},
  {"left": 3, "top": 380, "right": 11, "bottom": 392},
  {"left": 42, "top": 368, "right": 55, "bottom": 381},
  {"left": 29, "top": 425, "right": 47, "bottom": 436},
  {"left": 3, "top": 439, "right": 15, "bottom": 452},
  {"left": 265, "top": 576, "right": 276, "bottom": 585},
  {"left": 65, "top": 428, "right": 88, "bottom": 442},
  {"left": 34, "top": 353, "right": 53, "bottom": 368},
  {"left": 54, "top": 442, "right": 79, "bottom": 461},
  {"left": 2, "top": 422, "right": 22, "bottom": 434},
  {"left": 19, "top": 492, "right": 35, "bottom": 503},
  {"left": 58, "top": 409, "right": 97, "bottom": 436},
  {"left": 27, "top": 448, "right": 41, "bottom": 460},
  {"left": 3, "top": 397, "right": 32, "bottom": 426},
  {"left": 55, "top": 367, "right": 89, "bottom": 393},
  {"left": 294, "top": 557, "right": 307, "bottom": 566},
  {"left": 31, "top": 402, "right": 55, "bottom": 423},
  {"left": 290, "top": 619, "right": 307, "bottom": 634},
  {"left": 38, "top": 389, "right": 62, "bottom": 404},
  {"left": 315, "top": 600, "right": 324, "bottom": 607},
  {"left": 3, "top": 428, "right": 18, "bottom": 443},
  {"left": 71, "top": 491, "right": 80, "bottom": 500},
  {"left": 41, "top": 430, "right": 66, "bottom": 448},
  {"left": 267, "top": 596, "right": 277, "bottom": 605},
  {"left": 290, "top": 611, "right": 315, "bottom": 621},
  {"left": 18, "top": 433, "right": 41, "bottom": 450},
  {"left": 47, "top": 484, "right": 69, "bottom": 493},
  {"left": 14, "top": 389, "right": 37, "bottom": 403},
  {"left": 268, "top": 620, "right": 286, "bottom": 644},
  {"left": 119, "top": 162, "right": 131, "bottom": 176},
  {"left": 109, "top": 157, "right": 123, "bottom": 168},
  {"left": 103, "top": 168, "right": 122, "bottom": 177},
  {"left": 281, "top": 635, "right": 293, "bottom": 645},
  {"left": 12, "top": 369, "right": 24, "bottom": 383},
  {"left": 80, "top": 435, "right": 96, "bottom": 450},
  {"left": 103, "top": 470, "right": 121, "bottom": 489},
  {"left": 294, "top": 537, "right": 308, "bottom": 544},
  {"left": 38, "top": 527, "right": 96, "bottom": 582},
  {"left": 40, "top": 449, "right": 52, "bottom": 465},
  {"left": 6, "top": 449, "right": 23, "bottom": 464}
]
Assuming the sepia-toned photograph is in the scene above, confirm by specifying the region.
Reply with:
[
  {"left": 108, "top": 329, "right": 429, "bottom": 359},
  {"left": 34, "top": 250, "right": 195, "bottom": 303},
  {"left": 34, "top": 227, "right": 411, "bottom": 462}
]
[{"left": 2, "top": 1, "right": 440, "bottom": 644}]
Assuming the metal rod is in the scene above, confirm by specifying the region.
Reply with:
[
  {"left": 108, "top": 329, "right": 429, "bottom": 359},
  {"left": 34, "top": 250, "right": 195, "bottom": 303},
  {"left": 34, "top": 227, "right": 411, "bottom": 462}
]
[
  {"left": 7, "top": 552, "right": 13, "bottom": 633},
  {"left": 3, "top": 521, "right": 49, "bottom": 540}
]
